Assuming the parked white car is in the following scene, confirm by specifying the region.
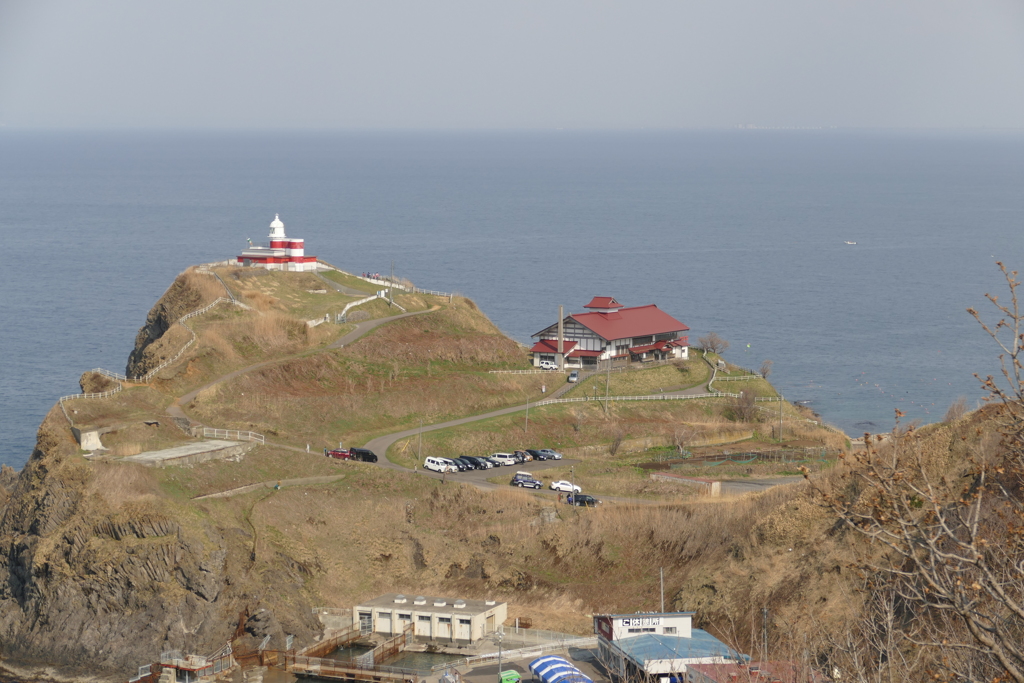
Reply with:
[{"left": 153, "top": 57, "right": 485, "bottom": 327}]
[
  {"left": 537, "top": 449, "right": 563, "bottom": 460},
  {"left": 539, "top": 360, "right": 558, "bottom": 370},
  {"left": 549, "top": 480, "right": 581, "bottom": 493},
  {"left": 489, "top": 453, "right": 516, "bottom": 466},
  {"left": 424, "top": 457, "right": 457, "bottom": 473}
]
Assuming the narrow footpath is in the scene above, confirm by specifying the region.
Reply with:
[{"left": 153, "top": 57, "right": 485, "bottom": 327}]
[
  {"left": 167, "top": 314, "right": 798, "bottom": 498},
  {"left": 166, "top": 307, "right": 438, "bottom": 424}
]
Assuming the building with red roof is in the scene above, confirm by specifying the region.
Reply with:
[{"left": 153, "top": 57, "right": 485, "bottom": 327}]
[{"left": 531, "top": 297, "right": 689, "bottom": 369}]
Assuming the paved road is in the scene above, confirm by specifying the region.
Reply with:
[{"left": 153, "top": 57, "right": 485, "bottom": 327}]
[
  {"left": 315, "top": 271, "right": 375, "bottom": 297},
  {"left": 720, "top": 475, "right": 805, "bottom": 495},
  {"left": 165, "top": 305, "right": 798, "bottom": 500}
]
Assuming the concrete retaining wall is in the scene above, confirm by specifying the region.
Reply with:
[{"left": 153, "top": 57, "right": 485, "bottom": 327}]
[{"left": 649, "top": 472, "right": 721, "bottom": 496}]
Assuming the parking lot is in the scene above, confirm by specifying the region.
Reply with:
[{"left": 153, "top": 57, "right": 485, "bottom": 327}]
[{"left": 416, "top": 458, "right": 580, "bottom": 491}]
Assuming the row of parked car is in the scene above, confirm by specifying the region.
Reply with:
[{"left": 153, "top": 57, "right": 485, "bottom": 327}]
[
  {"left": 423, "top": 449, "right": 563, "bottom": 474},
  {"left": 325, "top": 447, "right": 378, "bottom": 463},
  {"left": 509, "top": 472, "right": 601, "bottom": 506}
]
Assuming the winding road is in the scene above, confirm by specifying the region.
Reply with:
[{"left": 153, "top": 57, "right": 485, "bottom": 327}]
[{"left": 166, "top": 306, "right": 800, "bottom": 499}]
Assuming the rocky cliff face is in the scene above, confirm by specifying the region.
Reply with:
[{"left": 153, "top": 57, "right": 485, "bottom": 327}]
[
  {"left": 125, "top": 273, "right": 211, "bottom": 380},
  {"left": 0, "top": 410, "right": 322, "bottom": 679}
]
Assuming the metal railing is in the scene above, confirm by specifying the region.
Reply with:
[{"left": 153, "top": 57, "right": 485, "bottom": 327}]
[
  {"left": 134, "top": 296, "right": 251, "bottom": 383},
  {"left": 430, "top": 628, "right": 598, "bottom": 673},
  {"left": 488, "top": 368, "right": 560, "bottom": 374},
  {"left": 202, "top": 428, "right": 265, "bottom": 444},
  {"left": 537, "top": 391, "right": 738, "bottom": 406},
  {"left": 312, "top": 607, "right": 354, "bottom": 617},
  {"left": 280, "top": 652, "right": 421, "bottom": 682},
  {"left": 412, "top": 287, "right": 454, "bottom": 299}
]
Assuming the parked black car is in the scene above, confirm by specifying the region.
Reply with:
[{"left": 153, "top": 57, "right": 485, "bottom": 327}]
[
  {"left": 464, "top": 456, "right": 492, "bottom": 469},
  {"left": 349, "top": 448, "right": 378, "bottom": 463},
  {"left": 450, "top": 457, "right": 471, "bottom": 471},
  {"left": 511, "top": 472, "right": 543, "bottom": 489},
  {"left": 567, "top": 494, "right": 600, "bottom": 507},
  {"left": 526, "top": 449, "right": 550, "bottom": 461}
]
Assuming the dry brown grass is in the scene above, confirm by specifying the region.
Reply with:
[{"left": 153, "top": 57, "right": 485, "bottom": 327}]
[
  {"left": 181, "top": 269, "right": 231, "bottom": 304},
  {"left": 87, "top": 462, "right": 160, "bottom": 507},
  {"left": 108, "top": 442, "right": 142, "bottom": 457},
  {"left": 240, "top": 288, "right": 286, "bottom": 312}
]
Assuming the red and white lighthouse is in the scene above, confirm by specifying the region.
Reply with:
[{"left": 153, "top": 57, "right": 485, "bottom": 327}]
[{"left": 237, "top": 214, "right": 317, "bottom": 272}]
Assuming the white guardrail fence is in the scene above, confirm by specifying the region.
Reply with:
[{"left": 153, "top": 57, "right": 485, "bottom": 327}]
[{"left": 202, "top": 428, "right": 266, "bottom": 445}]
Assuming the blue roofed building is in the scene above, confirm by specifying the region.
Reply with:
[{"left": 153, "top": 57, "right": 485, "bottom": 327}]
[{"left": 593, "top": 612, "right": 746, "bottom": 683}]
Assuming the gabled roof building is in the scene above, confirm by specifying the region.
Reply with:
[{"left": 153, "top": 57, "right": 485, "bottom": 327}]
[{"left": 531, "top": 297, "right": 690, "bottom": 368}]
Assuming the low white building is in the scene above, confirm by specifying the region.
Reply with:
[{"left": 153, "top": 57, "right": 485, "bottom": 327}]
[
  {"left": 594, "top": 612, "right": 744, "bottom": 683},
  {"left": 354, "top": 593, "right": 506, "bottom": 644}
]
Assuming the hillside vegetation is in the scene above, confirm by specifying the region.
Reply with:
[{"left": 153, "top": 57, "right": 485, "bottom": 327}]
[{"left": 10, "top": 262, "right": 1012, "bottom": 682}]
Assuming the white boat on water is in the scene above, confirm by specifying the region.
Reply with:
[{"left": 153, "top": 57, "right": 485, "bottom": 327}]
[{"left": 844, "top": 241, "right": 857, "bottom": 245}]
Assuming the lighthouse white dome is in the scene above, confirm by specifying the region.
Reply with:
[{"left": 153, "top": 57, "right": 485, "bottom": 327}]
[{"left": 269, "top": 213, "right": 286, "bottom": 239}]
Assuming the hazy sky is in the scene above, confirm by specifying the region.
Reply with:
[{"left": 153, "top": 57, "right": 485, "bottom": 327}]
[{"left": 1, "top": 0, "right": 1023, "bottom": 129}]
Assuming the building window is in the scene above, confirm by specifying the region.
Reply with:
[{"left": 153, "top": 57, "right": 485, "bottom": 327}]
[
  {"left": 418, "top": 616, "right": 431, "bottom": 622},
  {"left": 398, "top": 614, "right": 412, "bottom": 620},
  {"left": 632, "top": 336, "right": 653, "bottom": 346},
  {"left": 627, "top": 628, "right": 656, "bottom": 634},
  {"left": 663, "top": 627, "right": 677, "bottom": 634},
  {"left": 438, "top": 617, "right": 452, "bottom": 623},
  {"left": 458, "top": 619, "right": 471, "bottom": 625}
]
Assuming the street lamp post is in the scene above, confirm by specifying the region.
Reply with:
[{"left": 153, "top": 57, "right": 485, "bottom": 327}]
[{"left": 497, "top": 630, "right": 503, "bottom": 683}]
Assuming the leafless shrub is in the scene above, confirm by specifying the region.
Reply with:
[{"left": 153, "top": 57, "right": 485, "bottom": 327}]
[
  {"left": 699, "top": 332, "right": 729, "bottom": 355},
  {"left": 570, "top": 408, "right": 586, "bottom": 433},
  {"left": 609, "top": 428, "right": 625, "bottom": 456},
  {"left": 672, "top": 424, "right": 697, "bottom": 455},
  {"left": 812, "top": 263, "right": 1024, "bottom": 683},
  {"left": 943, "top": 395, "right": 968, "bottom": 422},
  {"left": 759, "top": 359, "right": 773, "bottom": 379},
  {"left": 732, "top": 390, "right": 757, "bottom": 422}
]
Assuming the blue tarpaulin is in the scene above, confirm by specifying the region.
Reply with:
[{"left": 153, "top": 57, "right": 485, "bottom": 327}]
[
  {"left": 529, "top": 657, "right": 568, "bottom": 674},
  {"left": 538, "top": 664, "right": 578, "bottom": 682}
]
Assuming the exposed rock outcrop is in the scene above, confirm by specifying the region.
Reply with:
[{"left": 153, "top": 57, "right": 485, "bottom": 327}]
[
  {"left": 0, "top": 373, "right": 321, "bottom": 678},
  {"left": 125, "top": 273, "right": 211, "bottom": 379}
]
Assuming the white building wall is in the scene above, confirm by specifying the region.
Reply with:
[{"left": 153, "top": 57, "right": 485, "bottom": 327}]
[{"left": 608, "top": 614, "right": 692, "bottom": 640}]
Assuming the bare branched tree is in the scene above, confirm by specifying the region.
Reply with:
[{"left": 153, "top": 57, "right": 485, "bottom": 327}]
[
  {"left": 609, "top": 427, "right": 625, "bottom": 456},
  {"left": 813, "top": 263, "right": 1024, "bottom": 682},
  {"left": 797, "top": 579, "right": 924, "bottom": 683},
  {"left": 760, "top": 359, "right": 773, "bottom": 380},
  {"left": 699, "top": 332, "right": 729, "bottom": 355},
  {"left": 732, "top": 390, "right": 757, "bottom": 422},
  {"left": 672, "top": 423, "right": 697, "bottom": 456},
  {"left": 570, "top": 408, "right": 586, "bottom": 433}
]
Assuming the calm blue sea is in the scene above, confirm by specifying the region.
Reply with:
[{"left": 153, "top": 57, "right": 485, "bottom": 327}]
[{"left": 1, "top": 130, "right": 1022, "bottom": 469}]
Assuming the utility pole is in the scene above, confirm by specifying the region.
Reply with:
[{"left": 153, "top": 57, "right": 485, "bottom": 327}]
[
  {"left": 418, "top": 418, "right": 423, "bottom": 462},
  {"left": 660, "top": 567, "right": 664, "bottom": 612},
  {"left": 496, "top": 629, "right": 503, "bottom": 683},
  {"left": 774, "top": 395, "right": 782, "bottom": 444},
  {"left": 525, "top": 397, "right": 529, "bottom": 433},
  {"left": 762, "top": 607, "right": 769, "bottom": 661},
  {"left": 389, "top": 261, "right": 394, "bottom": 307},
  {"left": 604, "top": 354, "right": 611, "bottom": 415},
  {"left": 557, "top": 305, "right": 564, "bottom": 371}
]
